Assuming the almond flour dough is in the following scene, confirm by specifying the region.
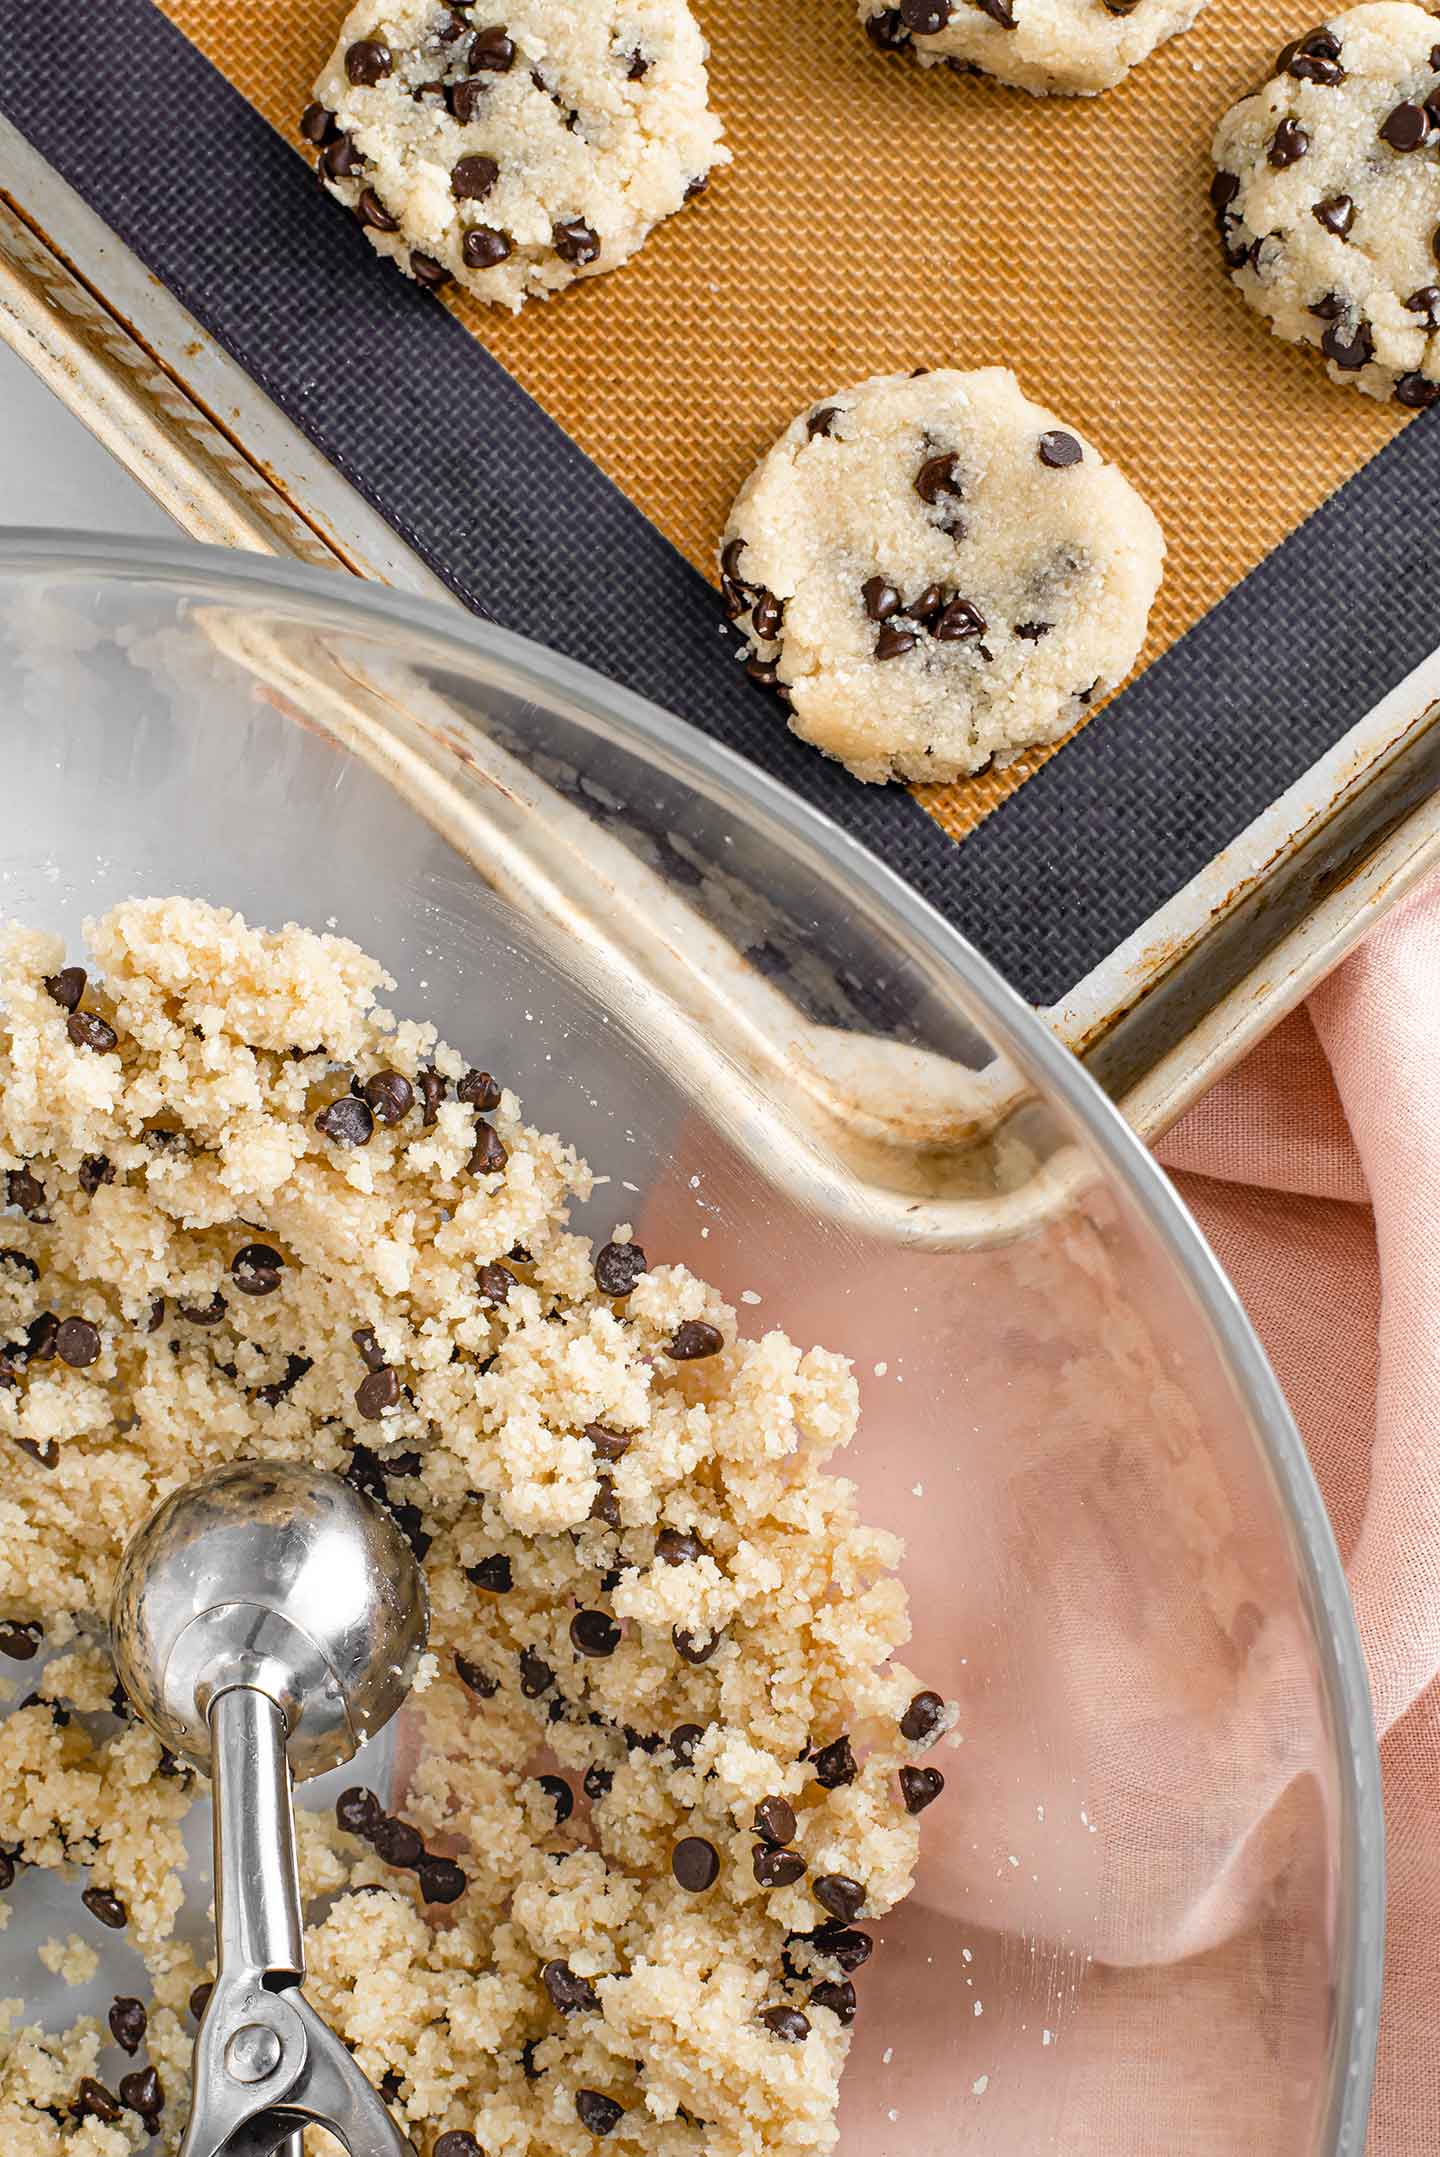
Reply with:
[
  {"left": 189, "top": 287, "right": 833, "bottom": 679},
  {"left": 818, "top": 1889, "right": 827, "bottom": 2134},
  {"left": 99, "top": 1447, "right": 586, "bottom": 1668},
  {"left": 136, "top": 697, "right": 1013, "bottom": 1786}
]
[
  {"left": 720, "top": 367, "right": 1165, "bottom": 786},
  {"left": 859, "top": 0, "right": 1209, "bottom": 97},
  {"left": 0, "top": 900, "right": 950, "bottom": 2154},
  {"left": 1212, "top": 4, "right": 1440, "bottom": 405},
  {"left": 307, "top": 0, "right": 729, "bottom": 310}
]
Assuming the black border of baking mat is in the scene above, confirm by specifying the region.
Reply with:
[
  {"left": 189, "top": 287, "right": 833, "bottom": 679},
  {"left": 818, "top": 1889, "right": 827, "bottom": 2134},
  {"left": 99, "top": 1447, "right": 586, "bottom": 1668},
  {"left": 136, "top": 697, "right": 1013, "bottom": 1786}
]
[{"left": 4, "top": 0, "right": 1439, "bottom": 1007}]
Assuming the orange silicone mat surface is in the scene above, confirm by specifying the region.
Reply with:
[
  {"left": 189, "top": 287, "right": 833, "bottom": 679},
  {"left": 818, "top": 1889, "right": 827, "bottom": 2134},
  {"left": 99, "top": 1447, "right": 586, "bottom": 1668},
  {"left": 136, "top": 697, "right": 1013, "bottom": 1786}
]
[{"left": 158, "top": 0, "right": 1408, "bottom": 837}]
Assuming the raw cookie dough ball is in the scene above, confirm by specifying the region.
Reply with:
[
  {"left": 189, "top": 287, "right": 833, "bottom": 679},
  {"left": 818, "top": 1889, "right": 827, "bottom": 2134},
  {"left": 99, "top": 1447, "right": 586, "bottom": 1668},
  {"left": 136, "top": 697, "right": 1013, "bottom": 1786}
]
[
  {"left": 720, "top": 368, "right": 1165, "bottom": 787},
  {"left": 306, "top": 0, "right": 728, "bottom": 310},
  {"left": 859, "top": 0, "right": 1209, "bottom": 97},
  {"left": 1212, "top": 3, "right": 1440, "bottom": 405}
]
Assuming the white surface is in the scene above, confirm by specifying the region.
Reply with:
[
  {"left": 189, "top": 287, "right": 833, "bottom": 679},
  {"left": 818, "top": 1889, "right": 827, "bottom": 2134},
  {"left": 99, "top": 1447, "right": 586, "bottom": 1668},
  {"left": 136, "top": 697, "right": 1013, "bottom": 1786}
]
[{"left": 0, "top": 342, "right": 177, "bottom": 538}]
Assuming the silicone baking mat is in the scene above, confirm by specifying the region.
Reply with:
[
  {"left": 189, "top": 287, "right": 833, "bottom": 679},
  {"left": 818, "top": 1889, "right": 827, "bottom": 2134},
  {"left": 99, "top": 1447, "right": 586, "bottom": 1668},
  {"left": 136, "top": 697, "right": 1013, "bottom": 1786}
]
[{"left": 3, "top": 0, "right": 1440, "bottom": 1002}]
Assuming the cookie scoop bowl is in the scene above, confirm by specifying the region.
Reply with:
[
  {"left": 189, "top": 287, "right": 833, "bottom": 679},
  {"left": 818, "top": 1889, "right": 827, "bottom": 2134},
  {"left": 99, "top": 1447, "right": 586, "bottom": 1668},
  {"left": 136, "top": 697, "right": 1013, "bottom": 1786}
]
[{"left": 0, "top": 534, "right": 1379, "bottom": 2156}]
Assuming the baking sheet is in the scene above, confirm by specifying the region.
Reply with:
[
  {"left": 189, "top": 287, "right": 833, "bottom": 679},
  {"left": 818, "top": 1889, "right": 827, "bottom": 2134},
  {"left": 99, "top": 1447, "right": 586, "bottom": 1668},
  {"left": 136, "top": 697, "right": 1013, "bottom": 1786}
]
[
  {"left": 1, "top": 0, "right": 1439, "bottom": 1008},
  {"left": 157, "top": 0, "right": 1406, "bottom": 846}
]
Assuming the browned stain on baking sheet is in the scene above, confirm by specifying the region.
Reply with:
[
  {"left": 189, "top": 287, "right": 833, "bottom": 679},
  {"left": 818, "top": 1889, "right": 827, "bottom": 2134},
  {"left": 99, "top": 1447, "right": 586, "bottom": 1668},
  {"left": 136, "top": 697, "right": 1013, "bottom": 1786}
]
[{"left": 158, "top": 0, "right": 1406, "bottom": 839}]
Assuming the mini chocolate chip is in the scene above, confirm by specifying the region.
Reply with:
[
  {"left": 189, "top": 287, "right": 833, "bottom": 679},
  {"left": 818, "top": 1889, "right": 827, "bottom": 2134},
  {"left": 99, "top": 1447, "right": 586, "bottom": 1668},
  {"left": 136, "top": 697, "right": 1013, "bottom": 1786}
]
[
  {"left": 417, "top": 1069, "right": 447, "bottom": 1124},
  {"left": 321, "top": 133, "right": 367, "bottom": 180},
  {"left": 1321, "top": 318, "right": 1374, "bottom": 370},
  {"left": 463, "top": 225, "right": 514, "bottom": 269},
  {"left": 544, "top": 1959, "right": 600, "bottom": 2013},
  {"left": 807, "top": 407, "right": 840, "bottom": 439},
  {"left": 357, "top": 185, "right": 401, "bottom": 231},
  {"left": 119, "top": 2065, "right": 163, "bottom": 2124},
  {"left": 379, "top": 2070, "right": 404, "bottom": 2103},
  {"left": 363, "top": 1071, "right": 415, "bottom": 1123},
  {"left": 230, "top": 1242, "right": 284, "bottom": 1296},
  {"left": 554, "top": 219, "right": 601, "bottom": 265},
  {"left": 1312, "top": 195, "right": 1355, "bottom": 239},
  {"left": 672, "top": 1836, "right": 720, "bottom": 1892},
  {"left": 44, "top": 967, "right": 87, "bottom": 1012},
  {"left": 519, "top": 1647, "right": 554, "bottom": 1697},
  {"left": 585, "top": 1422, "right": 631, "bottom": 1460},
  {"left": 899, "top": 1763, "right": 946, "bottom": 1813},
  {"left": 108, "top": 1997, "right": 147, "bottom": 2054},
  {"left": 900, "top": 0, "right": 953, "bottom": 27},
  {"left": 189, "top": 1981, "right": 214, "bottom": 2024},
  {"left": 753, "top": 1843, "right": 806, "bottom": 1888},
  {"left": 570, "top": 1609, "right": 621, "bottom": 1658},
  {"left": 670, "top": 1723, "right": 705, "bottom": 1765},
  {"left": 416, "top": 1854, "right": 467, "bottom": 1904},
  {"left": 467, "top": 1121, "right": 508, "bottom": 1176},
  {"left": 591, "top": 1476, "right": 621, "bottom": 1528},
  {"left": 300, "top": 102, "right": 338, "bottom": 145},
  {"left": 336, "top": 1786, "right": 383, "bottom": 1837},
  {"left": 975, "top": 0, "right": 1015, "bottom": 20},
  {"left": 71, "top": 2078, "right": 121, "bottom": 2124},
  {"left": 862, "top": 577, "right": 903, "bottom": 622},
  {"left": 576, "top": 2090, "right": 624, "bottom": 2137},
  {"left": 684, "top": 172, "right": 709, "bottom": 198},
  {"left": 468, "top": 1553, "right": 513, "bottom": 1594},
  {"left": 5, "top": 1169, "right": 45, "bottom": 1219},
  {"left": 584, "top": 1763, "right": 614, "bottom": 1801},
  {"left": 900, "top": 1688, "right": 946, "bottom": 1743},
  {"left": 595, "top": 1240, "right": 647, "bottom": 1295},
  {"left": 1395, "top": 372, "right": 1440, "bottom": 409},
  {"left": 346, "top": 37, "right": 392, "bottom": 83},
  {"left": 26, "top": 1310, "right": 59, "bottom": 1359},
  {"left": 317, "top": 1096, "right": 375, "bottom": 1147},
  {"left": 476, "top": 1262, "right": 514, "bottom": 1306},
  {"left": 667, "top": 1320, "right": 723, "bottom": 1360},
  {"left": 875, "top": 623, "right": 918, "bottom": 661},
  {"left": 754, "top": 1797, "right": 797, "bottom": 1846},
  {"left": 1210, "top": 170, "right": 1240, "bottom": 214},
  {"left": 0, "top": 1623, "right": 40, "bottom": 1659},
  {"left": 673, "top": 1620, "right": 725, "bottom": 1666},
  {"left": 1268, "top": 117, "right": 1309, "bottom": 167},
  {"left": 471, "top": 25, "right": 516, "bottom": 70},
  {"left": 1308, "top": 291, "right": 1347, "bottom": 319},
  {"left": 82, "top": 1886, "right": 128, "bottom": 1929},
  {"left": 624, "top": 46, "right": 651, "bottom": 77},
  {"left": 812, "top": 1923, "right": 872, "bottom": 1971},
  {"left": 1038, "top": 430, "right": 1083, "bottom": 469},
  {"left": 812, "top": 1736, "right": 857, "bottom": 1789},
  {"left": 809, "top": 1979, "right": 857, "bottom": 2025},
  {"left": 68, "top": 1010, "right": 118, "bottom": 1053},
  {"left": 450, "top": 73, "right": 492, "bottom": 122},
  {"left": 371, "top": 1817, "right": 425, "bottom": 1868},
  {"left": 915, "top": 452, "right": 963, "bottom": 504},
  {"left": 1281, "top": 27, "right": 1344, "bottom": 85},
  {"left": 0, "top": 1247, "right": 38, "bottom": 1281},
  {"left": 1381, "top": 100, "right": 1430, "bottom": 152},
  {"left": 813, "top": 1873, "right": 865, "bottom": 1922},
  {"left": 1406, "top": 285, "right": 1440, "bottom": 323},
  {"left": 455, "top": 1652, "right": 498, "bottom": 1698},
  {"left": 934, "top": 596, "right": 987, "bottom": 642},
  {"left": 866, "top": 8, "right": 912, "bottom": 49},
  {"left": 455, "top": 1070, "right": 502, "bottom": 1113},
  {"left": 355, "top": 1365, "right": 400, "bottom": 1420},
  {"left": 625, "top": 1725, "right": 661, "bottom": 1755},
  {"left": 434, "top": 2131, "right": 484, "bottom": 2157},
  {"left": 761, "top": 2005, "right": 810, "bottom": 2042},
  {"left": 0, "top": 1850, "right": 17, "bottom": 1890},
  {"left": 751, "top": 591, "right": 784, "bottom": 641},
  {"left": 746, "top": 658, "right": 782, "bottom": 690},
  {"left": 55, "top": 1317, "right": 100, "bottom": 1368},
  {"left": 453, "top": 153, "right": 500, "bottom": 201},
  {"left": 655, "top": 1528, "right": 703, "bottom": 1565}
]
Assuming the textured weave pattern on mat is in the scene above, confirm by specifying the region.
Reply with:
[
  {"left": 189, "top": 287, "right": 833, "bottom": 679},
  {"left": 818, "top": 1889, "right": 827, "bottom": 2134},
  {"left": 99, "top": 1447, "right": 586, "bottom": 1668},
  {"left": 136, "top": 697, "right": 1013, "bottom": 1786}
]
[
  {"left": 6, "top": 1, "right": 1440, "bottom": 1009},
  {"left": 157, "top": 0, "right": 1410, "bottom": 840}
]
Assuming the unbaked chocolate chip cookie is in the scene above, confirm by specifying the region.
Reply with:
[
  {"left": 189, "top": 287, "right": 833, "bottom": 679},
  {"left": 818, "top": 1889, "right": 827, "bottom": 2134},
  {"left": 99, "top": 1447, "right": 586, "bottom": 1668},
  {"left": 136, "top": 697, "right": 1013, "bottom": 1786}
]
[
  {"left": 1213, "top": 3, "right": 1440, "bottom": 404},
  {"left": 306, "top": 0, "right": 728, "bottom": 309},
  {"left": 859, "top": 0, "right": 1209, "bottom": 97},
  {"left": 721, "top": 368, "right": 1165, "bottom": 786}
]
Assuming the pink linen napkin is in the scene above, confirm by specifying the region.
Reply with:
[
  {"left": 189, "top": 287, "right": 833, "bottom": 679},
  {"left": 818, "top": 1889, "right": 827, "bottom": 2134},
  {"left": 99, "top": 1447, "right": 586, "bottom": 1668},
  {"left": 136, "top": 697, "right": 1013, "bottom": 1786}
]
[{"left": 1158, "top": 870, "right": 1440, "bottom": 2157}]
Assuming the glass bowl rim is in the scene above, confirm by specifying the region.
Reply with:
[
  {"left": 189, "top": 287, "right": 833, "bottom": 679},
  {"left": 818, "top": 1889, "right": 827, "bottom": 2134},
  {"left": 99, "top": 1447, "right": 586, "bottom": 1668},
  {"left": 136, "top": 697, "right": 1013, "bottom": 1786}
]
[{"left": 0, "top": 527, "right": 1384, "bottom": 2149}]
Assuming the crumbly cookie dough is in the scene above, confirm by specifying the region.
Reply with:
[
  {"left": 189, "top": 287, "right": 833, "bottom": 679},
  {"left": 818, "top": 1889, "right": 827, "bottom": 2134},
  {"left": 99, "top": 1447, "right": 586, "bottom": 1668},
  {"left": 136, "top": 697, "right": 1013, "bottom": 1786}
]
[
  {"left": 0, "top": 900, "right": 950, "bottom": 2154},
  {"left": 720, "top": 367, "right": 1165, "bottom": 786},
  {"left": 859, "top": 0, "right": 1208, "bottom": 97},
  {"left": 306, "top": 0, "right": 728, "bottom": 310},
  {"left": 1212, "top": 4, "right": 1440, "bottom": 405}
]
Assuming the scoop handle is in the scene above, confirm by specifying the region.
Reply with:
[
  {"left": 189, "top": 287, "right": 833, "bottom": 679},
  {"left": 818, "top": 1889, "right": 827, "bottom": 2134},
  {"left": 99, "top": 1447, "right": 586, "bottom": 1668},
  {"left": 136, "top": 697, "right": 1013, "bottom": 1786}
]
[{"left": 213, "top": 1684, "right": 305, "bottom": 1981}]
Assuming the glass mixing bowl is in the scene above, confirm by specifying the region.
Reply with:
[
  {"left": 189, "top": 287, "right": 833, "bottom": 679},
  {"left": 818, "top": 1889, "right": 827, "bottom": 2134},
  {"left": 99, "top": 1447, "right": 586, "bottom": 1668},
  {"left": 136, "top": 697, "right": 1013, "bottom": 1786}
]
[{"left": 0, "top": 532, "right": 1381, "bottom": 2154}]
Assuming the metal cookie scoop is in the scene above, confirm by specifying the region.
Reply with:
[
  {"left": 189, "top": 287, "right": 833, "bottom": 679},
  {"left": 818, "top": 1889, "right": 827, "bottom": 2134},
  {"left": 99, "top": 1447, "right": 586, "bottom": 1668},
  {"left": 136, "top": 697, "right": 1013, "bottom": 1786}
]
[{"left": 111, "top": 1461, "right": 429, "bottom": 2157}]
